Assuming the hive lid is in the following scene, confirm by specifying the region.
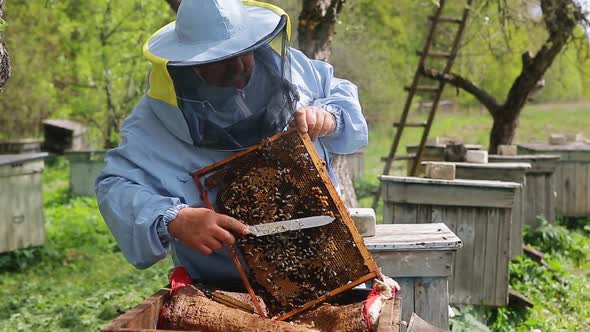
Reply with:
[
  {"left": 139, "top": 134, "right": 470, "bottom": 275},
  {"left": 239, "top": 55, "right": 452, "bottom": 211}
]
[
  {"left": 451, "top": 162, "right": 532, "bottom": 169},
  {"left": 0, "top": 153, "right": 48, "bottom": 166},
  {"left": 364, "top": 223, "right": 462, "bottom": 251},
  {"left": 489, "top": 154, "right": 561, "bottom": 161},
  {"left": 518, "top": 141, "right": 590, "bottom": 152},
  {"left": 379, "top": 175, "right": 521, "bottom": 189}
]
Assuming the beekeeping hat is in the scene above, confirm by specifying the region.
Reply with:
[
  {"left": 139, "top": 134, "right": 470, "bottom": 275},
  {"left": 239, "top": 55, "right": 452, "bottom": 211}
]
[{"left": 145, "top": 0, "right": 287, "bottom": 65}]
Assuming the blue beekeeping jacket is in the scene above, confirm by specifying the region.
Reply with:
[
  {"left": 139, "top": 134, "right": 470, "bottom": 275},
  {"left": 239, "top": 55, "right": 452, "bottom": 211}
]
[{"left": 96, "top": 48, "right": 368, "bottom": 283}]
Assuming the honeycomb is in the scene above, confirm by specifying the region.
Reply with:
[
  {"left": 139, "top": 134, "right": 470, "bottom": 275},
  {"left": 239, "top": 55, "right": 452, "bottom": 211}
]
[{"left": 192, "top": 129, "right": 379, "bottom": 320}]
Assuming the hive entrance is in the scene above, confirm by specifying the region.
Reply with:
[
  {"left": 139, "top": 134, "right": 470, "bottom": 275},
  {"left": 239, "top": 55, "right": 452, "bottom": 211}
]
[{"left": 192, "top": 129, "right": 379, "bottom": 320}]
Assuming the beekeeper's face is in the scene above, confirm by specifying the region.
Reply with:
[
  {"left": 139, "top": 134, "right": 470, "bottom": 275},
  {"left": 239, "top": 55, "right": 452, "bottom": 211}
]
[{"left": 193, "top": 52, "right": 255, "bottom": 89}]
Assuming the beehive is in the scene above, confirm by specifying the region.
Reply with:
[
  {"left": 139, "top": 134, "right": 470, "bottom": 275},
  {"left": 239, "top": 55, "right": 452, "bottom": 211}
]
[
  {"left": 65, "top": 150, "right": 106, "bottom": 196},
  {"left": 192, "top": 129, "right": 379, "bottom": 320},
  {"left": 518, "top": 142, "right": 590, "bottom": 218}
]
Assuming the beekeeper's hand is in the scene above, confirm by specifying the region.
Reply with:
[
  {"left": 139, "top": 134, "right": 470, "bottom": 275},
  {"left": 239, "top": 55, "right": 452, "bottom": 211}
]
[
  {"left": 168, "top": 208, "right": 250, "bottom": 255},
  {"left": 291, "top": 106, "right": 337, "bottom": 141}
]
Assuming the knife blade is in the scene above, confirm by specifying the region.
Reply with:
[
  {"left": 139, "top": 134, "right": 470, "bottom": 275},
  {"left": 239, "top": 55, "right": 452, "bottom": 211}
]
[{"left": 248, "top": 215, "right": 335, "bottom": 237}]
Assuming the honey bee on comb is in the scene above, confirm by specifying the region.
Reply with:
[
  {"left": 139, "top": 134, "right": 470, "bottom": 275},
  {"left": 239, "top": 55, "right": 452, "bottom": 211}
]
[{"left": 192, "top": 129, "right": 379, "bottom": 319}]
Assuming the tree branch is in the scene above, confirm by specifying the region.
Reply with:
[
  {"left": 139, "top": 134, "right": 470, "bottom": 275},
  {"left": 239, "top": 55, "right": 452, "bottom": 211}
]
[
  {"left": 420, "top": 66, "right": 500, "bottom": 115},
  {"left": 164, "top": 0, "right": 181, "bottom": 13}
]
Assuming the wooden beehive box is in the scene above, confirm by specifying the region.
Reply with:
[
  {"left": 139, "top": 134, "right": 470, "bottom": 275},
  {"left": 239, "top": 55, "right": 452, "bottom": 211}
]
[
  {"left": 489, "top": 155, "right": 560, "bottom": 227},
  {"left": 518, "top": 142, "right": 590, "bottom": 218},
  {"left": 42, "top": 119, "right": 87, "bottom": 153},
  {"left": 406, "top": 143, "right": 482, "bottom": 175},
  {"left": 452, "top": 162, "right": 531, "bottom": 258},
  {"left": 380, "top": 175, "right": 519, "bottom": 306},
  {"left": 192, "top": 129, "right": 380, "bottom": 320},
  {"left": 0, "top": 138, "right": 43, "bottom": 154},
  {"left": 102, "top": 288, "right": 401, "bottom": 332},
  {"left": 65, "top": 150, "right": 106, "bottom": 196},
  {"left": 364, "top": 223, "right": 462, "bottom": 332},
  {"left": 0, "top": 153, "right": 48, "bottom": 253}
]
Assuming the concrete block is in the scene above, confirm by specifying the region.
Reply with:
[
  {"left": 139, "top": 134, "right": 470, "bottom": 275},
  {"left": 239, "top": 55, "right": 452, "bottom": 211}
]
[
  {"left": 498, "top": 145, "right": 517, "bottom": 156},
  {"left": 425, "top": 162, "right": 456, "bottom": 180},
  {"left": 466, "top": 150, "right": 488, "bottom": 163},
  {"left": 566, "top": 133, "right": 584, "bottom": 142},
  {"left": 348, "top": 208, "right": 376, "bottom": 237},
  {"left": 549, "top": 134, "right": 567, "bottom": 145}
]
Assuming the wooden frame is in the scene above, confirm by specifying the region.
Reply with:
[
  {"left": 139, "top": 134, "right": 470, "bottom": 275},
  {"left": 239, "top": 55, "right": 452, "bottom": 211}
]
[{"left": 191, "top": 129, "right": 380, "bottom": 321}]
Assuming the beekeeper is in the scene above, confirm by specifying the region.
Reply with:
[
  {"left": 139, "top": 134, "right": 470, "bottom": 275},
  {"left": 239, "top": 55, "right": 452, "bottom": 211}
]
[{"left": 96, "top": 0, "right": 367, "bottom": 284}]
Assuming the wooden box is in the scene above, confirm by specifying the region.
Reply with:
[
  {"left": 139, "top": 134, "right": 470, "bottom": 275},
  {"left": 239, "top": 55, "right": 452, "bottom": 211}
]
[
  {"left": 0, "top": 138, "right": 43, "bottom": 154},
  {"left": 452, "top": 162, "right": 531, "bottom": 257},
  {"left": 519, "top": 142, "right": 590, "bottom": 218},
  {"left": 65, "top": 150, "right": 106, "bottom": 197},
  {"left": 406, "top": 143, "right": 482, "bottom": 175},
  {"left": 489, "top": 155, "right": 560, "bottom": 227},
  {"left": 42, "top": 119, "right": 87, "bottom": 154},
  {"left": 102, "top": 288, "right": 400, "bottom": 332},
  {"left": 380, "top": 176, "right": 519, "bottom": 306},
  {"left": 364, "top": 223, "right": 462, "bottom": 332},
  {"left": 348, "top": 148, "right": 365, "bottom": 180},
  {"left": 0, "top": 153, "right": 48, "bottom": 253}
]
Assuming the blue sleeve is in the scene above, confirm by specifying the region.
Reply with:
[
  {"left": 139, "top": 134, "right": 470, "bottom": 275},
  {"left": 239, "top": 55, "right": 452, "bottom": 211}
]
[
  {"left": 95, "top": 131, "right": 181, "bottom": 269},
  {"left": 289, "top": 48, "right": 368, "bottom": 154}
]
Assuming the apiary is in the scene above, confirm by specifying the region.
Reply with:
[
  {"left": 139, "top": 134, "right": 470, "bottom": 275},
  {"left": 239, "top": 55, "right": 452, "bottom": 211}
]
[
  {"left": 64, "top": 150, "right": 106, "bottom": 196},
  {"left": 452, "top": 162, "right": 531, "bottom": 258},
  {"left": 192, "top": 129, "right": 380, "bottom": 320},
  {"left": 0, "top": 153, "right": 48, "bottom": 253},
  {"left": 518, "top": 142, "right": 590, "bottom": 218},
  {"left": 364, "top": 223, "right": 462, "bottom": 332},
  {"left": 489, "top": 154, "right": 560, "bottom": 227},
  {"left": 380, "top": 175, "right": 519, "bottom": 306}
]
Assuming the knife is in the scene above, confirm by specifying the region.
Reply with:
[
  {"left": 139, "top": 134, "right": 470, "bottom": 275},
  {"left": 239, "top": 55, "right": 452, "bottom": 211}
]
[{"left": 248, "top": 215, "right": 335, "bottom": 237}]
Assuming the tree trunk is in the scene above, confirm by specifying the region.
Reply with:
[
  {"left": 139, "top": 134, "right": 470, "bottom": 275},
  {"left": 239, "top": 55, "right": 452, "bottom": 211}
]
[
  {"left": 422, "top": 0, "right": 584, "bottom": 153},
  {"left": 298, "top": 0, "right": 345, "bottom": 61},
  {"left": 0, "top": 0, "right": 11, "bottom": 92},
  {"left": 297, "top": 0, "right": 357, "bottom": 208},
  {"left": 489, "top": 108, "right": 519, "bottom": 154},
  {"left": 164, "top": 0, "right": 181, "bottom": 13}
]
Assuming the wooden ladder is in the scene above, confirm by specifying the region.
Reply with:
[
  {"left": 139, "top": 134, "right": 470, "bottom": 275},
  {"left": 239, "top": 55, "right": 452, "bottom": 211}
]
[{"left": 372, "top": 0, "right": 473, "bottom": 210}]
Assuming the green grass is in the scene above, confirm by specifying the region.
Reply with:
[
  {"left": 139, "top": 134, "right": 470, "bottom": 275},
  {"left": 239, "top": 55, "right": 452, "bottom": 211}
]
[{"left": 0, "top": 157, "right": 171, "bottom": 331}]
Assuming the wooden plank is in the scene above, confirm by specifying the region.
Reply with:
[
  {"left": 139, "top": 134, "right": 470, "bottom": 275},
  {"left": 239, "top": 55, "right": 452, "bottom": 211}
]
[
  {"left": 495, "top": 208, "right": 511, "bottom": 306},
  {"left": 417, "top": 205, "right": 433, "bottom": 224},
  {"left": 564, "top": 163, "right": 577, "bottom": 216},
  {"left": 441, "top": 207, "right": 458, "bottom": 298},
  {"left": 554, "top": 163, "right": 564, "bottom": 214},
  {"left": 366, "top": 223, "right": 462, "bottom": 250},
  {"left": 391, "top": 203, "right": 417, "bottom": 224},
  {"left": 575, "top": 164, "right": 588, "bottom": 216},
  {"left": 414, "top": 278, "right": 449, "bottom": 330},
  {"left": 546, "top": 171, "right": 556, "bottom": 223},
  {"left": 450, "top": 208, "right": 474, "bottom": 304},
  {"left": 482, "top": 209, "right": 500, "bottom": 306},
  {"left": 102, "top": 289, "right": 170, "bottom": 331},
  {"left": 371, "top": 251, "right": 455, "bottom": 277},
  {"left": 510, "top": 186, "right": 524, "bottom": 257},
  {"left": 526, "top": 174, "right": 538, "bottom": 226},
  {"left": 384, "top": 181, "right": 518, "bottom": 208},
  {"left": 397, "top": 278, "right": 415, "bottom": 332},
  {"left": 471, "top": 207, "right": 487, "bottom": 305}
]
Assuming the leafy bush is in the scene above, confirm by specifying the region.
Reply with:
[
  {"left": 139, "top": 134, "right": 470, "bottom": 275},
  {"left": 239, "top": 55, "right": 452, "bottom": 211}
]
[{"left": 524, "top": 218, "right": 588, "bottom": 267}]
